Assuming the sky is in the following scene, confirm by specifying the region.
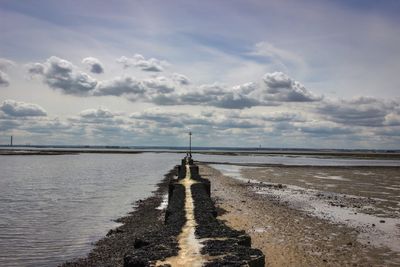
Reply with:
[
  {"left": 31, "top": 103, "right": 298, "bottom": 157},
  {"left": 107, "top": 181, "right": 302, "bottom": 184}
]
[{"left": 0, "top": 0, "right": 400, "bottom": 149}]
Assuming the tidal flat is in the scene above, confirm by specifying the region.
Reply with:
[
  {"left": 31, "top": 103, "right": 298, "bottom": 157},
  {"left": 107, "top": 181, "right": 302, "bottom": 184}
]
[{"left": 204, "top": 163, "right": 400, "bottom": 266}]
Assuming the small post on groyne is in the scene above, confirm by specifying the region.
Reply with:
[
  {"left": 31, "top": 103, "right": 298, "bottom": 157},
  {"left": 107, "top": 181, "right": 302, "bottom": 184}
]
[{"left": 188, "top": 131, "right": 192, "bottom": 157}]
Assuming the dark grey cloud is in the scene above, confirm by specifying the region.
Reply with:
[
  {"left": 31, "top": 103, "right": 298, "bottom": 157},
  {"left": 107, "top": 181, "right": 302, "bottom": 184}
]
[
  {"left": 0, "top": 99, "right": 47, "bottom": 117},
  {"left": 0, "top": 119, "right": 20, "bottom": 131},
  {"left": 299, "top": 123, "right": 354, "bottom": 136},
  {"left": 117, "top": 54, "right": 166, "bottom": 72},
  {"left": 373, "top": 127, "right": 400, "bottom": 137},
  {"left": 247, "top": 112, "right": 305, "bottom": 122},
  {"left": 232, "top": 82, "right": 257, "bottom": 94},
  {"left": 210, "top": 93, "right": 260, "bottom": 109},
  {"left": 318, "top": 97, "right": 394, "bottom": 127},
  {"left": 142, "top": 76, "right": 175, "bottom": 94},
  {"left": 67, "top": 108, "right": 127, "bottom": 128},
  {"left": 93, "top": 76, "right": 145, "bottom": 96},
  {"left": 93, "top": 76, "right": 179, "bottom": 105},
  {"left": 172, "top": 73, "right": 190, "bottom": 85},
  {"left": 130, "top": 109, "right": 261, "bottom": 130},
  {"left": 262, "top": 72, "right": 322, "bottom": 102},
  {"left": 21, "top": 119, "right": 72, "bottom": 134},
  {"left": 0, "top": 71, "right": 10, "bottom": 87},
  {"left": 91, "top": 124, "right": 131, "bottom": 137},
  {"left": 79, "top": 107, "right": 114, "bottom": 119},
  {"left": 82, "top": 57, "right": 104, "bottom": 74},
  {"left": 149, "top": 94, "right": 179, "bottom": 106},
  {"left": 130, "top": 110, "right": 181, "bottom": 126},
  {"left": 154, "top": 83, "right": 266, "bottom": 109},
  {"left": 28, "top": 56, "right": 97, "bottom": 95},
  {"left": 27, "top": 63, "right": 45, "bottom": 75}
]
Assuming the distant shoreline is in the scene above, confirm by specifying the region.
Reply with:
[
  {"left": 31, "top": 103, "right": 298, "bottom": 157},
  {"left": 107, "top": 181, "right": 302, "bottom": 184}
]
[{"left": 1, "top": 147, "right": 400, "bottom": 159}]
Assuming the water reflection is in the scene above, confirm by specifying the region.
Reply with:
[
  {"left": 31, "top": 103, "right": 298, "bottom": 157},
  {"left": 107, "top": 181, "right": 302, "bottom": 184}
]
[{"left": 0, "top": 153, "right": 182, "bottom": 267}]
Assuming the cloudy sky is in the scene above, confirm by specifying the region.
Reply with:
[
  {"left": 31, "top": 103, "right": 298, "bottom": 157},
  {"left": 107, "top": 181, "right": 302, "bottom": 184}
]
[{"left": 1, "top": 0, "right": 400, "bottom": 148}]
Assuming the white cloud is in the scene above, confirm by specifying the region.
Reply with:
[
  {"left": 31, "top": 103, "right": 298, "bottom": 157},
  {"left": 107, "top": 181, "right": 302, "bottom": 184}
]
[
  {"left": 93, "top": 76, "right": 145, "bottom": 96},
  {"left": 0, "top": 100, "right": 47, "bottom": 117},
  {"left": 0, "top": 71, "right": 10, "bottom": 87},
  {"left": 384, "top": 112, "right": 400, "bottom": 126},
  {"left": 26, "top": 56, "right": 320, "bottom": 109},
  {"left": 160, "top": 72, "right": 320, "bottom": 109},
  {"left": 116, "top": 54, "right": 167, "bottom": 72},
  {"left": 248, "top": 42, "right": 306, "bottom": 72},
  {"left": 262, "top": 72, "right": 322, "bottom": 102},
  {"left": 27, "top": 56, "right": 97, "bottom": 95},
  {"left": 0, "top": 58, "right": 15, "bottom": 87},
  {"left": 82, "top": 57, "right": 104, "bottom": 74},
  {"left": 0, "top": 58, "right": 15, "bottom": 71}
]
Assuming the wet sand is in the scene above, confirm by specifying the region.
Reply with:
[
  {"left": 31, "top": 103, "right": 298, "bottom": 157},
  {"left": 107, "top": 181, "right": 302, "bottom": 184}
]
[{"left": 200, "top": 164, "right": 400, "bottom": 266}]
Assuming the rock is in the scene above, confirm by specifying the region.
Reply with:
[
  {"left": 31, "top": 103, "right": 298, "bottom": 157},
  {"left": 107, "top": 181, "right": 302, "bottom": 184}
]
[
  {"left": 106, "top": 228, "right": 123, "bottom": 236},
  {"left": 124, "top": 255, "right": 149, "bottom": 267},
  {"left": 379, "top": 220, "right": 386, "bottom": 223},
  {"left": 133, "top": 238, "right": 150, "bottom": 249}
]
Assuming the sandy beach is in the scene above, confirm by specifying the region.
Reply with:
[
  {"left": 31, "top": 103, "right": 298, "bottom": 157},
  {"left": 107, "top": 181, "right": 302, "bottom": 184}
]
[{"left": 200, "top": 164, "right": 400, "bottom": 266}]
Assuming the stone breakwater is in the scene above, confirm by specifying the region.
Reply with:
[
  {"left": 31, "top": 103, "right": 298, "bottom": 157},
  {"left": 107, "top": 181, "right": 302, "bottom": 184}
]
[{"left": 124, "top": 157, "right": 265, "bottom": 266}]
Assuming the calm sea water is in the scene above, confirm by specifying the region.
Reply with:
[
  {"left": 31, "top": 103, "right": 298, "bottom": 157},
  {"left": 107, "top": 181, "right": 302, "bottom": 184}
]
[{"left": 0, "top": 153, "right": 182, "bottom": 267}]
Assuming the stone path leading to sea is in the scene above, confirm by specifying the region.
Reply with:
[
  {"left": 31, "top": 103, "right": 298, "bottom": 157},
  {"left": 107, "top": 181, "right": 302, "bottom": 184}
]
[
  {"left": 157, "top": 164, "right": 205, "bottom": 266},
  {"left": 123, "top": 156, "right": 265, "bottom": 266}
]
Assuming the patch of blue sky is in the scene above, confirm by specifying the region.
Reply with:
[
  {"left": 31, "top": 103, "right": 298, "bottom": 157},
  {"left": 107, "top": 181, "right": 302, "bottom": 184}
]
[{"left": 182, "top": 32, "right": 249, "bottom": 54}]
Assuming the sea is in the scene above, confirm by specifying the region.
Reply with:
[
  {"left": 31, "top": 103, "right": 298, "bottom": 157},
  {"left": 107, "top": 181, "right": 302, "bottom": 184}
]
[{"left": 0, "top": 152, "right": 182, "bottom": 267}]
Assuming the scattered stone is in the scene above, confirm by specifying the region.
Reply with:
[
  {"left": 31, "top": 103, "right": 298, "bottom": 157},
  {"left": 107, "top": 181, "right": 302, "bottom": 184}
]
[
  {"left": 133, "top": 238, "right": 149, "bottom": 249},
  {"left": 124, "top": 256, "right": 148, "bottom": 267},
  {"left": 106, "top": 228, "right": 124, "bottom": 236}
]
